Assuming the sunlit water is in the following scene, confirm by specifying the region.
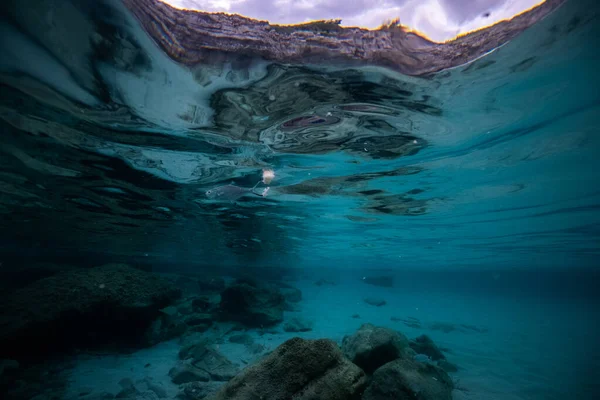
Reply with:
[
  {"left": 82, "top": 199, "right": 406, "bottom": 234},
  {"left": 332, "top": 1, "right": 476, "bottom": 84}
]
[{"left": 0, "top": 0, "right": 599, "bottom": 399}]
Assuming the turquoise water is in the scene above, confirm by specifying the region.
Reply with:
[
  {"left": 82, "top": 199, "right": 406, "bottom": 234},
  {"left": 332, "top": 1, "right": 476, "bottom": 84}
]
[{"left": 0, "top": 0, "right": 599, "bottom": 399}]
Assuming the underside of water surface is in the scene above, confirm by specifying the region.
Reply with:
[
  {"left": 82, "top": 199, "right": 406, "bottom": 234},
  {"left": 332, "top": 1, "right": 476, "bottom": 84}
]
[{"left": 0, "top": 0, "right": 599, "bottom": 399}]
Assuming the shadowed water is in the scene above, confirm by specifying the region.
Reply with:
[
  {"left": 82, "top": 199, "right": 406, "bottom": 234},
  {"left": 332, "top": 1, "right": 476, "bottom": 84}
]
[{"left": 0, "top": 0, "right": 599, "bottom": 399}]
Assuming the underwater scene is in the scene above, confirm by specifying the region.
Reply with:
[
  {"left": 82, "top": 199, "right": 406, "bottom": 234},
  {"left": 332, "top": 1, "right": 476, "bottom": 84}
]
[{"left": 0, "top": 0, "right": 599, "bottom": 399}]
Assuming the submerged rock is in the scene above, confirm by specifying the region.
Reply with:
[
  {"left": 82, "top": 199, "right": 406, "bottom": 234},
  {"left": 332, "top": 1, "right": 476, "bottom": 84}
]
[
  {"left": 179, "top": 381, "right": 224, "bottom": 400},
  {"left": 76, "top": 392, "right": 115, "bottom": 400},
  {"left": 138, "top": 393, "right": 160, "bottom": 400},
  {"left": 362, "top": 275, "right": 394, "bottom": 287},
  {"left": 276, "top": 283, "right": 302, "bottom": 303},
  {"left": 0, "top": 359, "right": 19, "bottom": 376},
  {"left": 114, "top": 377, "right": 166, "bottom": 399},
  {"left": 430, "top": 322, "right": 457, "bottom": 333},
  {"left": 414, "top": 353, "right": 434, "bottom": 363},
  {"left": 218, "top": 280, "right": 285, "bottom": 327},
  {"left": 198, "top": 277, "right": 226, "bottom": 293},
  {"left": 169, "top": 361, "right": 211, "bottom": 384},
  {"left": 246, "top": 343, "right": 267, "bottom": 355},
  {"left": 0, "top": 262, "right": 77, "bottom": 293},
  {"left": 138, "top": 377, "right": 168, "bottom": 399},
  {"left": 0, "top": 263, "right": 181, "bottom": 359},
  {"left": 438, "top": 359, "right": 459, "bottom": 373},
  {"left": 342, "top": 323, "right": 409, "bottom": 374},
  {"left": 283, "top": 302, "right": 301, "bottom": 312},
  {"left": 283, "top": 317, "right": 313, "bottom": 332},
  {"left": 363, "top": 297, "right": 387, "bottom": 307},
  {"left": 179, "top": 342, "right": 239, "bottom": 381},
  {"left": 410, "top": 334, "right": 446, "bottom": 361},
  {"left": 116, "top": 377, "right": 139, "bottom": 398},
  {"left": 184, "top": 313, "right": 213, "bottom": 327},
  {"left": 228, "top": 334, "right": 254, "bottom": 345},
  {"left": 143, "top": 312, "right": 188, "bottom": 346},
  {"left": 191, "top": 346, "right": 240, "bottom": 381},
  {"left": 206, "top": 337, "right": 367, "bottom": 400},
  {"left": 191, "top": 296, "right": 219, "bottom": 313},
  {"left": 362, "top": 358, "right": 453, "bottom": 400},
  {"left": 314, "top": 279, "right": 336, "bottom": 286}
]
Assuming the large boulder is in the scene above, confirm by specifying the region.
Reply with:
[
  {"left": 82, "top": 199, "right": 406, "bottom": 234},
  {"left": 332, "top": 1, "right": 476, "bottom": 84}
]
[
  {"left": 362, "top": 358, "right": 454, "bottom": 400},
  {"left": 218, "top": 279, "right": 285, "bottom": 327},
  {"left": 0, "top": 263, "right": 181, "bottom": 359},
  {"left": 342, "top": 324, "right": 409, "bottom": 374},
  {"left": 206, "top": 338, "right": 367, "bottom": 400}
]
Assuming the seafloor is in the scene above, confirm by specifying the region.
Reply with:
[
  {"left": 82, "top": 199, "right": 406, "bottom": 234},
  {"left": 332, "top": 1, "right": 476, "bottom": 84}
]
[{"left": 0, "top": 263, "right": 597, "bottom": 400}]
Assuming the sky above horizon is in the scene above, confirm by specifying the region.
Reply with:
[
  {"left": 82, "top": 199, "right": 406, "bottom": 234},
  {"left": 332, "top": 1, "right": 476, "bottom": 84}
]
[{"left": 161, "top": 0, "right": 543, "bottom": 42}]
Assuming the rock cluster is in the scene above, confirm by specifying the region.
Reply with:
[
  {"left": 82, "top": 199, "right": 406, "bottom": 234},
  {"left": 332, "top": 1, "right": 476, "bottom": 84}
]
[
  {"left": 0, "top": 263, "right": 181, "bottom": 359},
  {"left": 206, "top": 338, "right": 367, "bottom": 400},
  {"left": 1, "top": 267, "right": 459, "bottom": 400}
]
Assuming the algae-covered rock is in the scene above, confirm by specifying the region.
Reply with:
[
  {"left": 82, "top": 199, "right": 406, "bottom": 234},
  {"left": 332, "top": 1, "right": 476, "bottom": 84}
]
[
  {"left": 362, "top": 358, "right": 453, "bottom": 400},
  {"left": 342, "top": 323, "right": 409, "bottom": 374},
  {"left": 0, "top": 263, "right": 181, "bottom": 359},
  {"left": 206, "top": 337, "right": 367, "bottom": 400}
]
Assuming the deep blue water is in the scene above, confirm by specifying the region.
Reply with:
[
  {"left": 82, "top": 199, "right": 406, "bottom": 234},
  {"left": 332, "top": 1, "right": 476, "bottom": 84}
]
[{"left": 0, "top": 0, "right": 599, "bottom": 399}]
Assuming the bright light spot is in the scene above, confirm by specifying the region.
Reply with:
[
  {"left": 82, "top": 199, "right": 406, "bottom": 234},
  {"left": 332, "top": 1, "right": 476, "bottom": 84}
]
[{"left": 262, "top": 168, "right": 275, "bottom": 184}]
